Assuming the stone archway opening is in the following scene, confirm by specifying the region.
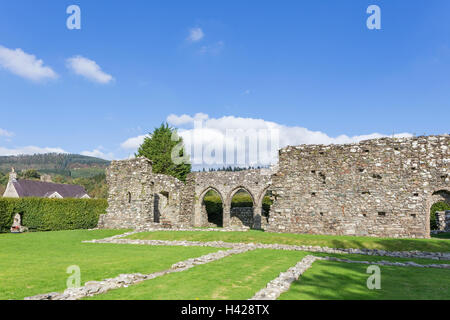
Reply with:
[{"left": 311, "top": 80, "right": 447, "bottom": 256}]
[
  {"left": 261, "top": 190, "right": 273, "bottom": 228},
  {"left": 202, "top": 189, "right": 223, "bottom": 227},
  {"left": 430, "top": 190, "right": 450, "bottom": 232},
  {"left": 230, "top": 188, "right": 254, "bottom": 228},
  {"left": 154, "top": 191, "right": 169, "bottom": 224}
]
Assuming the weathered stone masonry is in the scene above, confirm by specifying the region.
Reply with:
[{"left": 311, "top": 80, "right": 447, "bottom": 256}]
[
  {"left": 184, "top": 169, "right": 272, "bottom": 229},
  {"left": 98, "top": 158, "right": 188, "bottom": 229},
  {"left": 100, "top": 135, "right": 449, "bottom": 238},
  {"left": 267, "top": 135, "right": 449, "bottom": 238}
]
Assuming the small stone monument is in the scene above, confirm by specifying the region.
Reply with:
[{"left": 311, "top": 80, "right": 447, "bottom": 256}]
[{"left": 10, "top": 213, "right": 28, "bottom": 233}]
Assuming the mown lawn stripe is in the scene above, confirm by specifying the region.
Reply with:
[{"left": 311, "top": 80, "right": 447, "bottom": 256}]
[
  {"left": 279, "top": 260, "right": 450, "bottom": 300},
  {"left": 85, "top": 249, "right": 311, "bottom": 300},
  {"left": 0, "top": 230, "right": 220, "bottom": 300}
]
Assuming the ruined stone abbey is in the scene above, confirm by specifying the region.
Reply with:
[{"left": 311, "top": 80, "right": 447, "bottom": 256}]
[{"left": 99, "top": 135, "right": 450, "bottom": 238}]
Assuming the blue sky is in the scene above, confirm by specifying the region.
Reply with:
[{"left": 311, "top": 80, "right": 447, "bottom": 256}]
[{"left": 0, "top": 0, "right": 449, "bottom": 162}]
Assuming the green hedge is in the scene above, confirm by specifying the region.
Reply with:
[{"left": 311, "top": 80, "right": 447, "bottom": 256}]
[{"left": 0, "top": 198, "right": 108, "bottom": 233}]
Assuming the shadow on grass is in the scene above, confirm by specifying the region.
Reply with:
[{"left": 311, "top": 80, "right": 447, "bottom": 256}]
[
  {"left": 279, "top": 260, "right": 450, "bottom": 300},
  {"left": 432, "top": 232, "right": 450, "bottom": 240}
]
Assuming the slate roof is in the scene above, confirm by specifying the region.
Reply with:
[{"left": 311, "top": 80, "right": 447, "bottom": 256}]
[{"left": 12, "top": 179, "right": 89, "bottom": 198}]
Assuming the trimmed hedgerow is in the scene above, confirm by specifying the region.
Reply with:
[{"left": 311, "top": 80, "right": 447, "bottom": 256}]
[
  {"left": 0, "top": 198, "right": 107, "bottom": 233},
  {"left": 0, "top": 199, "right": 16, "bottom": 233}
]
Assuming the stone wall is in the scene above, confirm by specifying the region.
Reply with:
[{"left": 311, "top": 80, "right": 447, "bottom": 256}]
[
  {"left": 101, "top": 135, "right": 448, "bottom": 239},
  {"left": 187, "top": 169, "right": 272, "bottom": 229},
  {"left": 266, "top": 135, "right": 449, "bottom": 238},
  {"left": 230, "top": 207, "right": 254, "bottom": 228}
]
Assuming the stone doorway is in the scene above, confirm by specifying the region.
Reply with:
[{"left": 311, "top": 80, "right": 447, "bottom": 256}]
[
  {"left": 202, "top": 189, "right": 223, "bottom": 227},
  {"left": 154, "top": 191, "right": 169, "bottom": 223},
  {"left": 230, "top": 188, "right": 254, "bottom": 229}
]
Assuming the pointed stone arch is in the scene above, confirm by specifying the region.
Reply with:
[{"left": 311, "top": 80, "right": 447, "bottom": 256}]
[
  {"left": 200, "top": 186, "right": 225, "bottom": 204},
  {"left": 428, "top": 190, "right": 450, "bottom": 234},
  {"left": 227, "top": 186, "right": 256, "bottom": 229},
  {"left": 256, "top": 186, "right": 273, "bottom": 229},
  {"left": 227, "top": 186, "right": 256, "bottom": 207},
  {"left": 198, "top": 187, "right": 225, "bottom": 227}
]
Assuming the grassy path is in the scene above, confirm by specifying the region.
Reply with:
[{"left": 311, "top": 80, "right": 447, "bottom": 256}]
[
  {"left": 279, "top": 260, "right": 450, "bottom": 300},
  {"left": 0, "top": 230, "right": 220, "bottom": 300},
  {"left": 127, "top": 230, "right": 450, "bottom": 253}
]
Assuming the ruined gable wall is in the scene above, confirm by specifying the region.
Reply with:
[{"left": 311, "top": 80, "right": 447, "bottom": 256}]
[
  {"left": 100, "top": 157, "right": 154, "bottom": 229},
  {"left": 100, "top": 157, "right": 186, "bottom": 229},
  {"left": 266, "top": 135, "right": 449, "bottom": 238}
]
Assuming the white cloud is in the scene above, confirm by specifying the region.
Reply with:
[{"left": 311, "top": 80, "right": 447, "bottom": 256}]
[
  {"left": 199, "top": 41, "right": 224, "bottom": 55},
  {"left": 120, "top": 134, "right": 150, "bottom": 150},
  {"left": 81, "top": 149, "right": 114, "bottom": 160},
  {"left": 122, "top": 113, "right": 412, "bottom": 169},
  {"left": 187, "top": 27, "right": 204, "bottom": 42},
  {"left": 0, "top": 146, "right": 67, "bottom": 156},
  {"left": 0, "top": 45, "right": 58, "bottom": 82},
  {"left": 167, "top": 113, "right": 208, "bottom": 126},
  {"left": 0, "top": 129, "right": 14, "bottom": 137},
  {"left": 172, "top": 113, "right": 412, "bottom": 167},
  {"left": 66, "top": 55, "right": 114, "bottom": 84}
]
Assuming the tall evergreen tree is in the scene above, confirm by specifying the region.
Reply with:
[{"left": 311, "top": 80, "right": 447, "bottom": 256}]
[{"left": 136, "top": 123, "right": 191, "bottom": 182}]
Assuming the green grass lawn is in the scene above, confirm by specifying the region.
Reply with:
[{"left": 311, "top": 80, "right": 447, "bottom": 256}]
[
  {"left": 2, "top": 229, "right": 449, "bottom": 301},
  {"left": 85, "top": 249, "right": 311, "bottom": 300},
  {"left": 0, "top": 230, "right": 220, "bottom": 300},
  {"left": 127, "top": 230, "right": 450, "bottom": 253},
  {"left": 279, "top": 260, "right": 450, "bottom": 300}
]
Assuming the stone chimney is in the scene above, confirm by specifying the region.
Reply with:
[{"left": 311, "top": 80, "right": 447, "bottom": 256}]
[
  {"left": 9, "top": 167, "right": 17, "bottom": 182},
  {"left": 40, "top": 174, "right": 52, "bottom": 183}
]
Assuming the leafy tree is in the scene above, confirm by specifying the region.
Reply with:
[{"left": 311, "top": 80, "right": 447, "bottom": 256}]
[
  {"left": 73, "top": 173, "right": 108, "bottom": 199},
  {"left": 0, "top": 172, "right": 8, "bottom": 186},
  {"left": 0, "top": 172, "right": 7, "bottom": 195},
  {"left": 52, "top": 175, "right": 71, "bottom": 184},
  {"left": 136, "top": 123, "right": 191, "bottom": 182},
  {"left": 20, "top": 169, "right": 41, "bottom": 180}
]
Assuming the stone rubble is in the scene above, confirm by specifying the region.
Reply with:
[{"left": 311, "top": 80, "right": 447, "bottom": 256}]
[
  {"left": 250, "top": 255, "right": 322, "bottom": 300},
  {"left": 25, "top": 246, "right": 254, "bottom": 300}
]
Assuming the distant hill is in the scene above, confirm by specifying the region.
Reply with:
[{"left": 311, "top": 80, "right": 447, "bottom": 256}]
[{"left": 0, "top": 153, "right": 110, "bottom": 178}]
